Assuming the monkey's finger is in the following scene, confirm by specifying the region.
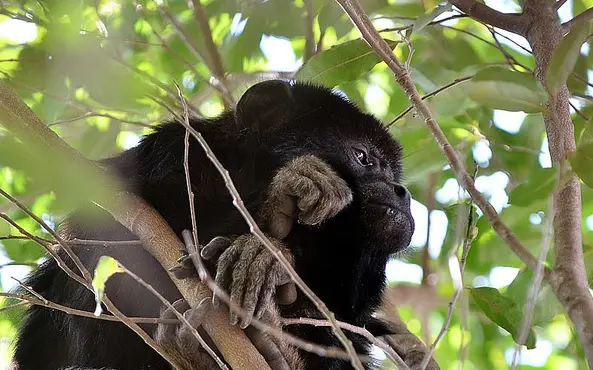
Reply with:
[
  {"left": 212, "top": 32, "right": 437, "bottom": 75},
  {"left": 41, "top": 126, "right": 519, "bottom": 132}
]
[
  {"left": 178, "top": 297, "right": 212, "bottom": 343},
  {"left": 154, "top": 299, "right": 189, "bottom": 343},
  {"left": 307, "top": 174, "right": 352, "bottom": 225},
  {"left": 229, "top": 242, "right": 261, "bottom": 326},
  {"left": 254, "top": 273, "right": 276, "bottom": 321},
  {"left": 239, "top": 251, "right": 275, "bottom": 329},
  {"left": 201, "top": 236, "right": 233, "bottom": 261},
  {"left": 213, "top": 245, "right": 242, "bottom": 308},
  {"left": 268, "top": 190, "right": 297, "bottom": 239},
  {"left": 253, "top": 261, "right": 288, "bottom": 321},
  {"left": 245, "top": 327, "right": 292, "bottom": 370},
  {"left": 276, "top": 282, "right": 297, "bottom": 306},
  {"left": 293, "top": 176, "right": 321, "bottom": 211}
]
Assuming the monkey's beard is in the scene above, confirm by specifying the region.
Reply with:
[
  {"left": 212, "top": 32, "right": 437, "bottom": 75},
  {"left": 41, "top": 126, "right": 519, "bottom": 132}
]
[{"left": 362, "top": 203, "right": 414, "bottom": 254}]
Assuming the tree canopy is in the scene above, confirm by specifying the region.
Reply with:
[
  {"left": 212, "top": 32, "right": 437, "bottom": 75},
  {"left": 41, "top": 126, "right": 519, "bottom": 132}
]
[{"left": 0, "top": 0, "right": 593, "bottom": 369}]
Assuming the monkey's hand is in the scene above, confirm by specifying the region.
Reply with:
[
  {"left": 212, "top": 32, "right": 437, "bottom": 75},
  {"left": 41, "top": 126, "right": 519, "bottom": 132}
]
[
  {"left": 267, "top": 155, "right": 353, "bottom": 239},
  {"left": 200, "top": 234, "right": 296, "bottom": 329},
  {"left": 368, "top": 318, "right": 441, "bottom": 370},
  {"left": 154, "top": 298, "right": 296, "bottom": 370},
  {"left": 154, "top": 298, "right": 220, "bottom": 370}
]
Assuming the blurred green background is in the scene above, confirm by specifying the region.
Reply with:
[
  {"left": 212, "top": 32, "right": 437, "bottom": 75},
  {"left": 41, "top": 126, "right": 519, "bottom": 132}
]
[{"left": 0, "top": 0, "right": 592, "bottom": 369}]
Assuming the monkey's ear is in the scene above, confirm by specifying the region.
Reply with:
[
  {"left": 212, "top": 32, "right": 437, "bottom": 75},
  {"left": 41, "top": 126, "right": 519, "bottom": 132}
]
[{"left": 235, "top": 80, "right": 295, "bottom": 133}]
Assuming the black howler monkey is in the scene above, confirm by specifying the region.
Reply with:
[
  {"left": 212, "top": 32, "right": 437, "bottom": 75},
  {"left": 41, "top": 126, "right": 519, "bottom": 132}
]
[{"left": 12, "top": 80, "right": 415, "bottom": 370}]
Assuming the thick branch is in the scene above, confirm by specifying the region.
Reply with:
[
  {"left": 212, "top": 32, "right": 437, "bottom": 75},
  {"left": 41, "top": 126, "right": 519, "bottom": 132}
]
[
  {"left": 335, "top": 0, "right": 544, "bottom": 274},
  {"left": 448, "top": 0, "right": 528, "bottom": 36},
  {"left": 0, "top": 80, "right": 270, "bottom": 370},
  {"left": 521, "top": 2, "right": 593, "bottom": 365}
]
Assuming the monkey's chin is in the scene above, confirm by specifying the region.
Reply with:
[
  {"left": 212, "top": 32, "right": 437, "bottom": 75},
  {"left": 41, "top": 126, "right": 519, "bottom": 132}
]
[{"left": 365, "top": 204, "right": 414, "bottom": 253}]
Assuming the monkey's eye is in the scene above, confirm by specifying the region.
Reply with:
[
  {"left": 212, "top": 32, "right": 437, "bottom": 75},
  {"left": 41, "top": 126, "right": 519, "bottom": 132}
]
[{"left": 354, "top": 148, "right": 373, "bottom": 166}]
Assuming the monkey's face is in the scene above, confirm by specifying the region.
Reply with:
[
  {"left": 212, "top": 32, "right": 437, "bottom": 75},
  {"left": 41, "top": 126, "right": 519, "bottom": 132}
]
[
  {"left": 317, "top": 133, "right": 414, "bottom": 255},
  {"left": 236, "top": 79, "right": 414, "bottom": 254}
]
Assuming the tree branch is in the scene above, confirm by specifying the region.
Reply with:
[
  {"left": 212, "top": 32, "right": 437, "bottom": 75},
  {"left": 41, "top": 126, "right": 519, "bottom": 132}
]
[
  {"left": 521, "top": 2, "right": 593, "bottom": 365},
  {"left": 562, "top": 7, "right": 593, "bottom": 32},
  {"left": 189, "top": 0, "right": 232, "bottom": 105},
  {"left": 0, "top": 79, "right": 270, "bottom": 370},
  {"left": 448, "top": 0, "right": 528, "bottom": 36},
  {"left": 444, "top": 0, "right": 593, "bottom": 365},
  {"left": 335, "top": 0, "right": 544, "bottom": 274}
]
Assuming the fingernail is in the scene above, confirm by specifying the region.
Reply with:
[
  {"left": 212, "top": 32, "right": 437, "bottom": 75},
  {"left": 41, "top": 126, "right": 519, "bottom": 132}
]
[
  {"left": 240, "top": 318, "right": 250, "bottom": 329},
  {"left": 198, "top": 297, "right": 211, "bottom": 308},
  {"left": 201, "top": 246, "right": 212, "bottom": 260},
  {"left": 212, "top": 295, "right": 219, "bottom": 308}
]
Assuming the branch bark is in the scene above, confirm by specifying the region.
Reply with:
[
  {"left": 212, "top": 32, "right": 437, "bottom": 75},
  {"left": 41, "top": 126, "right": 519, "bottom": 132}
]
[
  {"left": 447, "top": 0, "right": 593, "bottom": 365},
  {"left": 522, "top": 1, "right": 593, "bottom": 366},
  {"left": 449, "top": 0, "right": 528, "bottom": 36},
  {"left": 0, "top": 79, "right": 271, "bottom": 370}
]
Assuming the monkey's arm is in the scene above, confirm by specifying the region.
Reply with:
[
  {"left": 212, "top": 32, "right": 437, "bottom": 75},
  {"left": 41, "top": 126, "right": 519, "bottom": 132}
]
[
  {"left": 264, "top": 155, "right": 353, "bottom": 239},
  {"left": 172, "top": 155, "right": 352, "bottom": 325}
]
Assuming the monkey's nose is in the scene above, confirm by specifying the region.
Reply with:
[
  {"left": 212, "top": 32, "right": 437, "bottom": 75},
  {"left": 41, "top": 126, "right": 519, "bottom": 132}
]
[{"left": 394, "top": 183, "right": 411, "bottom": 208}]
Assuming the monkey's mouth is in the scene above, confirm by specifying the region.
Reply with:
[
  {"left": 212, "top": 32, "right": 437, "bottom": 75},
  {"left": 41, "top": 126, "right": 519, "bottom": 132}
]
[{"left": 366, "top": 202, "right": 415, "bottom": 250}]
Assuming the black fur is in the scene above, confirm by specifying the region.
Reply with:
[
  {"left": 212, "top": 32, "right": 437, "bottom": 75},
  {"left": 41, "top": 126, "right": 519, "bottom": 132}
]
[{"left": 12, "top": 80, "right": 413, "bottom": 370}]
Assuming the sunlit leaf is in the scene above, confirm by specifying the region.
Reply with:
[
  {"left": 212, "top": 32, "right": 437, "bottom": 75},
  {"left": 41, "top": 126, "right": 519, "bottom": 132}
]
[
  {"left": 92, "top": 256, "right": 124, "bottom": 316},
  {"left": 3, "top": 239, "right": 44, "bottom": 263},
  {"left": 465, "top": 67, "right": 548, "bottom": 113},
  {"left": 505, "top": 269, "right": 562, "bottom": 326},
  {"left": 295, "top": 39, "right": 398, "bottom": 87},
  {"left": 546, "top": 20, "right": 590, "bottom": 95},
  {"left": 470, "top": 287, "right": 537, "bottom": 349},
  {"left": 412, "top": 2, "right": 452, "bottom": 34}
]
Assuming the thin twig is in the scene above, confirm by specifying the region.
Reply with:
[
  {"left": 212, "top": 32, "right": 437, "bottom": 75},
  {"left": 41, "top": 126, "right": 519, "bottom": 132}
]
[
  {"left": 172, "top": 95, "right": 365, "bottom": 369},
  {"left": 157, "top": 4, "right": 234, "bottom": 107},
  {"left": 420, "top": 165, "right": 478, "bottom": 370},
  {"left": 336, "top": 0, "right": 545, "bottom": 276},
  {"left": 511, "top": 165, "right": 557, "bottom": 369},
  {"left": 0, "top": 292, "right": 177, "bottom": 325},
  {"left": 176, "top": 83, "right": 201, "bottom": 249},
  {"left": 562, "top": 7, "right": 593, "bottom": 31},
  {"left": 119, "top": 262, "right": 228, "bottom": 370},
  {"left": 388, "top": 76, "right": 472, "bottom": 126},
  {"left": 282, "top": 317, "right": 409, "bottom": 369},
  {"left": 49, "top": 113, "right": 152, "bottom": 128},
  {"left": 0, "top": 212, "right": 87, "bottom": 287},
  {"left": 180, "top": 231, "right": 372, "bottom": 363},
  {"left": 0, "top": 193, "right": 182, "bottom": 368}
]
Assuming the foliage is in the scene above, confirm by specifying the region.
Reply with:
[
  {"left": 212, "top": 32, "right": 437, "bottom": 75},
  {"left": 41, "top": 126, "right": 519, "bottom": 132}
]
[{"left": 0, "top": 0, "right": 591, "bottom": 369}]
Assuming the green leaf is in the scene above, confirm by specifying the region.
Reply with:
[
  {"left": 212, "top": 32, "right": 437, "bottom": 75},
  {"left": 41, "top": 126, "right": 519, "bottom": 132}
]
[
  {"left": 92, "top": 256, "right": 124, "bottom": 316},
  {"left": 546, "top": 20, "right": 590, "bottom": 95},
  {"left": 571, "top": 142, "right": 593, "bottom": 188},
  {"left": 465, "top": 67, "right": 548, "bottom": 113},
  {"left": 412, "top": 2, "right": 452, "bottom": 34},
  {"left": 470, "top": 287, "right": 537, "bottom": 349},
  {"left": 295, "top": 39, "right": 398, "bottom": 88},
  {"left": 3, "top": 239, "right": 44, "bottom": 263},
  {"left": 508, "top": 167, "right": 555, "bottom": 206},
  {"left": 505, "top": 269, "right": 562, "bottom": 326}
]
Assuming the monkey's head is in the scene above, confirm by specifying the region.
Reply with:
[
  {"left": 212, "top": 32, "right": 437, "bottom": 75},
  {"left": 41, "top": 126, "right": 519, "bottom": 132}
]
[{"left": 236, "top": 79, "right": 414, "bottom": 254}]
